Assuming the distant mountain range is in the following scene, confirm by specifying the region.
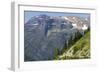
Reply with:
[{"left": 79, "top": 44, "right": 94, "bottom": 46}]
[{"left": 24, "top": 14, "right": 90, "bottom": 61}]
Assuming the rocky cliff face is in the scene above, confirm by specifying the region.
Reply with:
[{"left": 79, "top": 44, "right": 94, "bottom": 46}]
[{"left": 24, "top": 14, "right": 90, "bottom": 61}]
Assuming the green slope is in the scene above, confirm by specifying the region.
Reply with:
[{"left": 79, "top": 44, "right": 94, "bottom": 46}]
[{"left": 55, "top": 31, "right": 90, "bottom": 60}]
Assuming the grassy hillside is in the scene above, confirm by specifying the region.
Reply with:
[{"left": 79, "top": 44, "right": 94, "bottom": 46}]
[{"left": 54, "top": 31, "right": 90, "bottom": 60}]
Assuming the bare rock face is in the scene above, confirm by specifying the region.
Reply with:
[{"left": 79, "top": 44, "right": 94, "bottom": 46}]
[{"left": 24, "top": 14, "right": 90, "bottom": 61}]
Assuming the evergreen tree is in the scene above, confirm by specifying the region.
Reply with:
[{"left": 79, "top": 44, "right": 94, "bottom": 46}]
[{"left": 61, "top": 41, "right": 67, "bottom": 54}]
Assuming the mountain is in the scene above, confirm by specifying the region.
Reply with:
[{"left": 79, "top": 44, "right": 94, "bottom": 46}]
[{"left": 24, "top": 14, "right": 90, "bottom": 61}]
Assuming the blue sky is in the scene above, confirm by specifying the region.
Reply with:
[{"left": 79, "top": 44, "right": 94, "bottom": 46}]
[{"left": 24, "top": 11, "right": 90, "bottom": 23}]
